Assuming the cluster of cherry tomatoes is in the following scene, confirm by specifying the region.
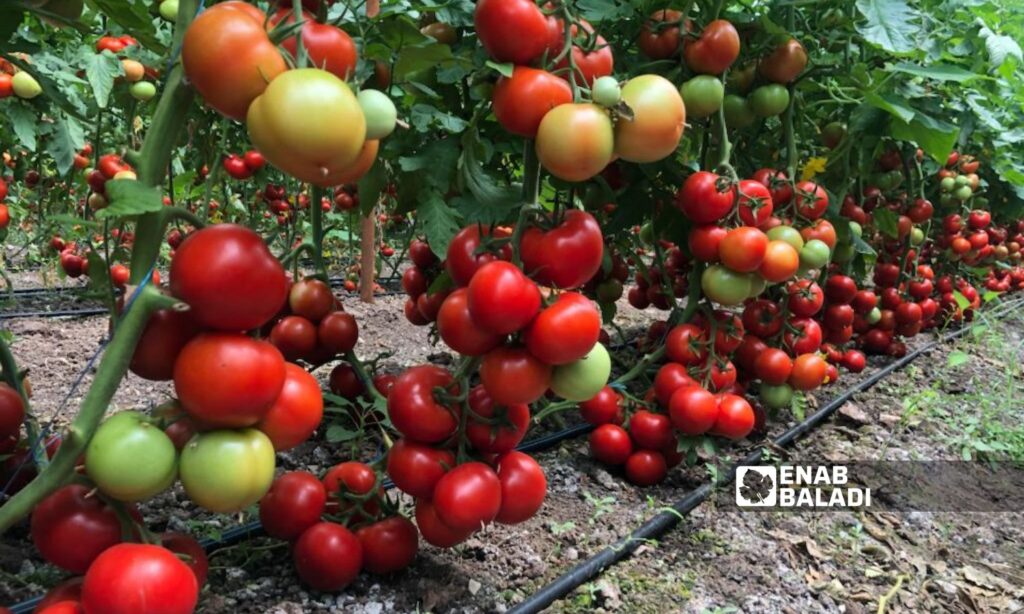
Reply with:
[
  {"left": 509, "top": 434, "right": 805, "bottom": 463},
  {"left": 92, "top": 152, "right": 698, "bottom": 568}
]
[{"left": 222, "top": 150, "right": 265, "bottom": 180}]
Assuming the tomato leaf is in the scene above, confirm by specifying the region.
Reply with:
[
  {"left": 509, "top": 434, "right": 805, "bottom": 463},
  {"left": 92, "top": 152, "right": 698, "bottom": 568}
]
[
  {"left": 427, "top": 269, "right": 454, "bottom": 294},
  {"left": 325, "top": 425, "right": 360, "bottom": 443},
  {"left": 5, "top": 102, "right": 38, "bottom": 151},
  {"left": 85, "top": 49, "right": 124, "bottom": 109},
  {"left": 599, "top": 299, "right": 616, "bottom": 325},
  {"left": 46, "top": 114, "right": 85, "bottom": 176},
  {"left": 485, "top": 60, "right": 513, "bottom": 78},
  {"left": 98, "top": 179, "right": 164, "bottom": 218},
  {"left": 889, "top": 62, "right": 979, "bottom": 83},
  {"left": 873, "top": 208, "right": 899, "bottom": 239},
  {"left": 357, "top": 159, "right": 387, "bottom": 217},
  {"left": 855, "top": 0, "right": 919, "bottom": 54},
  {"left": 946, "top": 350, "right": 970, "bottom": 368},
  {"left": 863, "top": 92, "right": 914, "bottom": 123},
  {"left": 891, "top": 114, "right": 959, "bottom": 163},
  {"left": 418, "top": 191, "right": 462, "bottom": 258},
  {"left": 952, "top": 290, "right": 970, "bottom": 310}
]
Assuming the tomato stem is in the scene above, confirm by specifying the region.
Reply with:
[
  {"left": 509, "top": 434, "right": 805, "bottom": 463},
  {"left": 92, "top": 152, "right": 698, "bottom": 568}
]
[{"left": 311, "top": 185, "right": 327, "bottom": 279}]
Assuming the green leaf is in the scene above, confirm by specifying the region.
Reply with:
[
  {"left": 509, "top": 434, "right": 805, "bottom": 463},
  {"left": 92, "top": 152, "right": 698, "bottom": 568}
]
[
  {"left": 873, "top": 208, "right": 899, "bottom": 238},
  {"left": 599, "top": 300, "right": 616, "bottom": 325},
  {"left": 409, "top": 104, "right": 468, "bottom": 133},
  {"left": 357, "top": 160, "right": 387, "bottom": 216},
  {"left": 84, "top": 0, "right": 165, "bottom": 53},
  {"left": 979, "top": 26, "right": 1023, "bottom": 67},
  {"left": 864, "top": 91, "right": 914, "bottom": 123},
  {"left": 946, "top": 350, "right": 970, "bottom": 367},
  {"left": 395, "top": 43, "right": 457, "bottom": 82},
  {"left": 856, "top": 0, "right": 919, "bottom": 53},
  {"left": 0, "top": 7, "right": 25, "bottom": 49},
  {"left": 891, "top": 114, "right": 959, "bottom": 163},
  {"left": 46, "top": 115, "right": 86, "bottom": 176},
  {"left": 952, "top": 290, "right": 970, "bottom": 310},
  {"left": 85, "top": 50, "right": 123, "bottom": 109},
  {"left": 427, "top": 269, "right": 454, "bottom": 293},
  {"left": 6, "top": 103, "right": 38, "bottom": 151},
  {"left": 97, "top": 179, "right": 164, "bottom": 218},
  {"left": 850, "top": 232, "right": 877, "bottom": 255},
  {"left": 982, "top": 290, "right": 1000, "bottom": 303},
  {"left": 889, "top": 62, "right": 979, "bottom": 83},
  {"left": 325, "top": 425, "right": 360, "bottom": 443},
  {"left": 418, "top": 191, "right": 462, "bottom": 258},
  {"left": 485, "top": 60, "right": 514, "bottom": 78}
]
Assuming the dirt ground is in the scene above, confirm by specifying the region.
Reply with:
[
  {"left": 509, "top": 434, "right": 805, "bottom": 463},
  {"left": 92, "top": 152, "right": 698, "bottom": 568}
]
[{"left": 2, "top": 271, "right": 1023, "bottom": 614}]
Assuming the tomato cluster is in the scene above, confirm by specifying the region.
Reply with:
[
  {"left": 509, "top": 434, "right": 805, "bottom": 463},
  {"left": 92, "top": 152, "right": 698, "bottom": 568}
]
[{"left": 222, "top": 150, "right": 265, "bottom": 180}]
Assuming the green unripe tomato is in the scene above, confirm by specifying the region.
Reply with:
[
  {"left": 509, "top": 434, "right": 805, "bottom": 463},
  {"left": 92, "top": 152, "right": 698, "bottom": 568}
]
[
  {"left": 679, "top": 75, "right": 724, "bottom": 119},
  {"left": 357, "top": 89, "right": 397, "bottom": 140},
  {"left": 866, "top": 306, "right": 882, "bottom": 324},
  {"left": 820, "top": 121, "right": 846, "bottom": 149},
  {"left": 760, "top": 383, "right": 793, "bottom": 409},
  {"left": 550, "top": 343, "right": 611, "bottom": 402},
  {"left": 766, "top": 225, "right": 805, "bottom": 251},
  {"left": 832, "top": 242, "right": 855, "bottom": 264},
  {"left": 723, "top": 94, "right": 755, "bottom": 129},
  {"left": 799, "top": 239, "right": 831, "bottom": 269},
  {"left": 159, "top": 0, "right": 178, "bottom": 20},
  {"left": 85, "top": 411, "right": 177, "bottom": 502},
  {"left": 910, "top": 227, "right": 924, "bottom": 245},
  {"left": 591, "top": 76, "right": 621, "bottom": 107},
  {"left": 940, "top": 176, "right": 955, "bottom": 192},
  {"left": 974, "top": 196, "right": 989, "bottom": 208},
  {"left": 954, "top": 185, "right": 973, "bottom": 201},
  {"left": 129, "top": 81, "right": 156, "bottom": 101},
  {"left": 748, "top": 273, "right": 767, "bottom": 298},
  {"left": 12, "top": 72, "right": 42, "bottom": 99},
  {"left": 638, "top": 222, "right": 655, "bottom": 245},
  {"left": 939, "top": 193, "right": 954, "bottom": 206},
  {"left": 701, "top": 265, "right": 752, "bottom": 306},
  {"left": 748, "top": 84, "right": 790, "bottom": 118},
  {"left": 180, "top": 428, "right": 276, "bottom": 513},
  {"left": 954, "top": 174, "right": 970, "bottom": 188},
  {"left": 596, "top": 279, "right": 624, "bottom": 303},
  {"left": 849, "top": 221, "right": 863, "bottom": 238}
]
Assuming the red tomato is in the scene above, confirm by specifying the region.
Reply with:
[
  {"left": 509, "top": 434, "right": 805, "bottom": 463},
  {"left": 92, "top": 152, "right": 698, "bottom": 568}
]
[
  {"left": 751, "top": 168, "right": 793, "bottom": 205},
  {"left": 466, "top": 385, "right": 530, "bottom": 454},
  {"left": 737, "top": 179, "right": 774, "bottom": 226},
  {"left": 790, "top": 354, "right": 827, "bottom": 390},
  {"left": 683, "top": 19, "right": 740, "bottom": 74},
  {"left": 432, "top": 462, "right": 502, "bottom": 531},
  {"left": 784, "top": 317, "right": 823, "bottom": 354},
  {"left": 269, "top": 315, "right": 316, "bottom": 362},
  {"left": 495, "top": 451, "right": 547, "bottom": 524},
  {"left": 480, "top": 346, "right": 552, "bottom": 406},
  {"left": 30, "top": 485, "right": 124, "bottom": 573},
  {"left": 711, "top": 394, "right": 754, "bottom": 439},
  {"left": 795, "top": 181, "right": 828, "bottom": 219},
  {"left": 638, "top": 9, "right": 682, "bottom": 59},
  {"left": 445, "top": 225, "right": 512, "bottom": 287},
  {"left": 629, "top": 409, "right": 674, "bottom": 450},
  {"left": 688, "top": 224, "right": 727, "bottom": 262},
  {"left": 81, "top": 544, "right": 198, "bottom": 614},
  {"left": 589, "top": 423, "right": 633, "bottom": 465},
  {"left": 676, "top": 171, "right": 736, "bottom": 224},
  {"left": 259, "top": 471, "right": 327, "bottom": 540},
  {"left": 387, "top": 365, "right": 458, "bottom": 443},
  {"left": 256, "top": 363, "right": 323, "bottom": 451},
  {"left": 665, "top": 323, "right": 707, "bottom": 366},
  {"left": 437, "top": 289, "right": 504, "bottom": 356},
  {"left": 841, "top": 349, "right": 866, "bottom": 373},
  {"left": 625, "top": 450, "right": 668, "bottom": 485},
  {"left": 742, "top": 299, "right": 782, "bottom": 338},
  {"left": 272, "top": 10, "right": 357, "bottom": 81},
  {"left": 467, "top": 261, "right": 541, "bottom": 335},
  {"left": 415, "top": 499, "right": 473, "bottom": 548},
  {"left": 554, "top": 29, "right": 614, "bottom": 86},
  {"left": 293, "top": 522, "right": 363, "bottom": 591},
  {"left": 173, "top": 333, "right": 286, "bottom": 428},
  {"left": 668, "top": 385, "right": 718, "bottom": 435},
  {"left": 356, "top": 516, "right": 419, "bottom": 574},
  {"left": 653, "top": 362, "right": 698, "bottom": 406},
  {"left": 386, "top": 439, "right": 453, "bottom": 499},
  {"left": 0, "top": 383, "right": 25, "bottom": 443},
  {"left": 825, "top": 274, "right": 858, "bottom": 304},
  {"left": 474, "top": 0, "right": 551, "bottom": 63},
  {"left": 787, "top": 280, "right": 825, "bottom": 316},
  {"left": 317, "top": 311, "right": 359, "bottom": 355},
  {"left": 754, "top": 348, "right": 792, "bottom": 384},
  {"left": 492, "top": 67, "right": 572, "bottom": 138},
  {"left": 523, "top": 292, "right": 600, "bottom": 365},
  {"left": 34, "top": 577, "right": 84, "bottom": 613},
  {"left": 169, "top": 224, "right": 288, "bottom": 331},
  {"left": 520, "top": 210, "right": 604, "bottom": 289},
  {"left": 719, "top": 226, "right": 768, "bottom": 272},
  {"left": 579, "top": 386, "right": 622, "bottom": 425}
]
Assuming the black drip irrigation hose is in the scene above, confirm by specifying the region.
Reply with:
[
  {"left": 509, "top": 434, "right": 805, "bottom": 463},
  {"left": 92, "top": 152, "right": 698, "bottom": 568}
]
[{"left": 505, "top": 296, "right": 1024, "bottom": 614}]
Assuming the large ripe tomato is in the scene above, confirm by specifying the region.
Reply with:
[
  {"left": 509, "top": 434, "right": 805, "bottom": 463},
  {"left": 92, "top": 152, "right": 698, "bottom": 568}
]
[
  {"left": 169, "top": 224, "right": 287, "bottom": 331},
  {"left": 676, "top": 171, "right": 736, "bottom": 224},
  {"left": 629, "top": 410, "right": 673, "bottom": 450},
  {"left": 523, "top": 292, "right": 600, "bottom": 365},
  {"left": 555, "top": 32, "right": 614, "bottom": 87},
  {"left": 719, "top": 227, "right": 768, "bottom": 273},
  {"left": 474, "top": 0, "right": 550, "bottom": 63},
  {"left": 160, "top": 532, "right": 209, "bottom": 586},
  {"left": 653, "top": 362, "right": 698, "bottom": 406},
  {"left": 271, "top": 10, "right": 357, "bottom": 80},
  {"left": 415, "top": 498, "right": 473, "bottom": 548},
  {"left": 742, "top": 299, "right": 782, "bottom": 338},
  {"left": 293, "top": 522, "right": 363, "bottom": 591},
  {"left": 784, "top": 317, "right": 823, "bottom": 355},
  {"left": 665, "top": 323, "right": 707, "bottom": 366},
  {"left": 387, "top": 365, "right": 458, "bottom": 443},
  {"left": 256, "top": 363, "right": 323, "bottom": 451},
  {"left": 289, "top": 278, "right": 335, "bottom": 321},
  {"left": 536, "top": 103, "right": 614, "bottom": 182},
  {"left": 317, "top": 311, "right": 359, "bottom": 355},
  {"left": 737, "top": 179, "right": 774, "bottom": 227},
  {"left": 445, "top": 224, "right": 513, "bottom": 287},
  {"left": 638, "top": 9, "right": 682, "bottom": 59},
  {"left": 81, "top": 545, "right": 197, "bottom": 614},
  {"left": 711, "top": 394, "right": 754, "bottom": 439},
  {"left": 754, "top": 348, "right": 793, "bottom": 385},
  {"left": 179, "top": 428, "right": 276, "bottom": 513},
  {"left": 752, "top": 168, "right": 793, "bottom": 205},
  {"left": 787, "top": 280, "right": 825, "bottom": 316},
  {"left": 625, "top": 450, "right": 667, "bottom": 486},
  {"left": 683, "top": 19, "right": 740, "bottom": 74},
  {"left": 433, "top": 462, "right": 502, "bottom": 531},
  {"left": 789, "top": 353, "right": 827, "bottom": 390},
  {"left": 589, "top": 423, "right": 633, "bottom": 465},
  {"left": 173, "top": 333, "right": 286, "bottom": 428},
  {"left": 467, "top": 261, "right": 541, "bottom": 335},
  {"left": 130, "top": 307, "right": 200, "bottom": 381},
  {"left": 387, "top": 439, "right": 455, "bottom": 499},
  {"left": 579, "top": 386, "right": 622, "bottom": 425},
  {"left": 759, "top": 38, "right": 807, "bottom": 83},
  {"left": 614, "top": 75, "right": 685, "bottom": 163},
  {"left": 247, "top": 68, "right": 366, "bottom": 187},
  {"left": 688, "top": 224, "right": 727, "bottom": 262},
  {"left": 669, "top": 385, "right": 718, "bottom": 435},
  {"left": 466, "top": 386, "right": 529, "bottom": 454},
  {"left": 0, "top": 383, "right": 24, "bottom": 443},
  {"left": 34, "top": 577, "right": 84, "bottom": 612},
  {"left": 85, "top": 411, "right": 177, "bottom": 502},
  {"left": 259, "top": 471, "right": 327, "bottom": 540},
  {"left": 495, "top": 451, "right": 547, "bottom": 524},
  {"left": 182, "top": 1, "right": 286, "bottom": 119},
  {"left": 357, "top": 516, "right": 419, "bottom": 574},
  {"left": 550, "top": 343, "right": 611, "bottom": 402},
  {"left": 520, "top": 209, "right": 604, "bottom": 289},
  {"left": 480, "top": 346, "right": 551, "bottom": 406},
  {"left": 795, "top": 181, "right": 828, "bottom": 219},
  {"left": 492, "top": 67, "right": 572, "bottom": 138},
  {"left": 437, "top": 289, "right": 505, "bottom": 356},
  {"left": 30, "top": 484, "right": 125, "bottom": 573}
]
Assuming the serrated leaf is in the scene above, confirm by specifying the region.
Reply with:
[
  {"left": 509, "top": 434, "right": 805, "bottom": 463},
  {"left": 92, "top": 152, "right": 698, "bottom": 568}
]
[
  {"left": 46, "top": 115, "right": 85, "bottom": 176},
  {"left": 983, "top": 33, "right": 1022, "bottom": 67},
  {"left": 873, "top": 208, "right": 899, "bottom": 238},
  {"left": 98, "top": 179, "right": 164, "bottom": 218},
  {"left": 418, "top": 191, "right": 462, "bottom": 258},
  {"left": 947, "top": 350, "right": 970, "bottom": 368},
  {"left": 891, "top": 114, "right": 959, "bottom": 163},
  {"left": 856, "top": 0, "right": 919, "bottom": 53},
  {"left": 357, "top": 159, "right": 387, "bottom": 216},
  {"left": 889, "top": 62, "right": 979, "bottom": 82},
  {"left": 6, "top": 103, "right": 37, "bottom": 151},
  {"left": 85, "top": 50, "right": 123, "bottom": 108}
]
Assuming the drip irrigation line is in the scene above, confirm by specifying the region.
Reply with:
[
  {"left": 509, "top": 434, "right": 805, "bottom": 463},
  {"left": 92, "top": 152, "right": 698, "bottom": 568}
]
[{"left": 505, "top": 296, "right": 1024, "bottom": 614}]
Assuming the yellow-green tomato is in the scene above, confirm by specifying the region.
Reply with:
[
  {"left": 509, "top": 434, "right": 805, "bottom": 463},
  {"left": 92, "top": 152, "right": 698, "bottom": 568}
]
[
  {"left": 129, "top": 81, "right": 156, "bottom": 102},
  {"left": 12, "top": 72, "right": 42, "bottom": 99},
  {"left": 85, "top": 411, "right": 177, "bottom": 502},
  {"left": 799, "top": 239, "right": 831, "bottom": 269},
  {"left": 766, "top": 225, "right": 804, "bottom": 250},
  {"left": 550, "top": 343, "right": 611, "bottom": 402},
  {"left": 536, "top": 103, "right": 613, "bottom": 182},
  {"left": 747, "top": 273, "right": 767, "bottom": 298},
  {"left": 701, "top": 265, "right": 752, "bottom": 306},
  {"left": 591, "top": 76, "right": 621, "bottom": 107},
  {"left": 613, "top": 74, "right": 685, "bottom": 163},
  {"left": 179, "top": 428, "right": 275, "bottom": 513},
  {"left": 159, "top": 0, "right": 178, "bottom": 20},
  {"left": 247, "top": 68, "right": 366, "bottom": 187},
  {"left": 357, "top": 89, "right": 397, "bottom": 140},
  {"left": 679, "top": 75, "right": 724, "bottom": 119},
  {"left": 760, "top": 383, "right": 793, "bottom": 409}
]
